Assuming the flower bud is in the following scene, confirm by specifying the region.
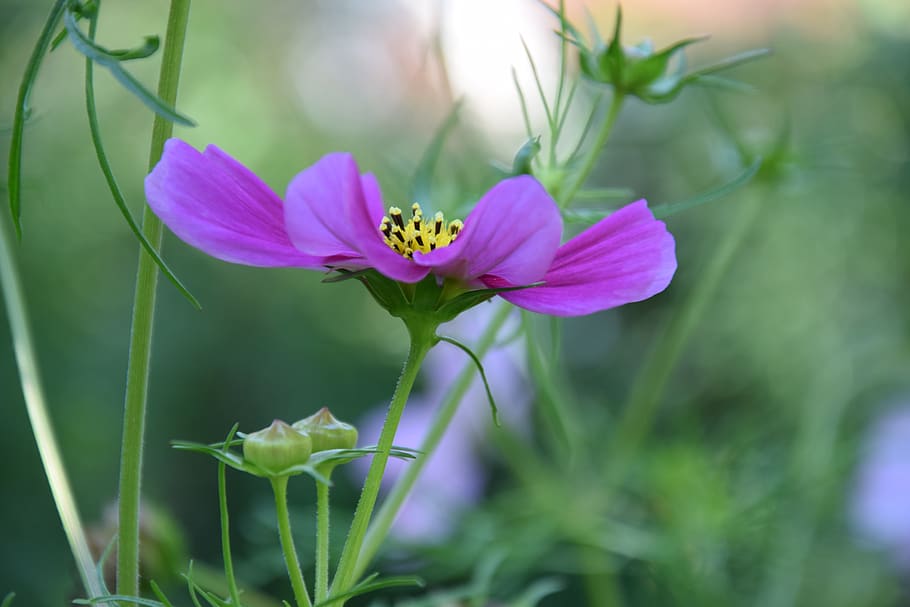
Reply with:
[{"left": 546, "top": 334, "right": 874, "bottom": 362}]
[
  {"left": 293, "top": 407, "right": 358, "bottom": 453},
  {"left": 243, "top": 420, "right": 312, "bottom": 474}
]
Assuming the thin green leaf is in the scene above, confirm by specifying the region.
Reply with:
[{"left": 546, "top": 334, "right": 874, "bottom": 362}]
[
  {"left": 409, "top": 100, "right": 463, "bottom": 204},
  {"left": 1, "top": 593, "right": 14, "bottom": 607},
  {"left": 96, "top": 535, "right": 117, "bottom": 595},
  {"left": 511, "top": 578, "right": 564, "bottom": 607},
  {"left": 149, "top": 582, "right": 176, "bottom": 607},
  {"left": 64, "top": 9, "right": 195, "bottom": 126},
  {"left": 316, "top": 575, "right": 424, "bottom": 607},
  {"left": 321, "top": 268, "right": 373, "bottom": 283},
  {"left": 8, "top": 0, "right": 67, "bottom": 236},
  {"left": 520, "top": 36, "right": 554, "bottom": 131},
  {"left": 689, "top": 47, "right": 771, "bottom": 80},
  {"left": 692, "top": 74, "right": 757, "bottom": 94},
  {"left": 511, "top": 67, "right": 534, "bottom": 140},
  {"left": 651, "top": 156, "right": 762, "bottom": 219},
  {"left": 82, "top": 10, "right": 200, "bottom": 308},
  {"left": 184, "top": 562, "right": 205, "bottom": 607},
  {"left": 437, "top": 335, "right": 500, "bottom": 426}
]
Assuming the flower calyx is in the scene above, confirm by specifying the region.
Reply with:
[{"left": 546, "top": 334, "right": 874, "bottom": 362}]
[{"left": 554, "top": 6, "right": 769, "bottom": 104}]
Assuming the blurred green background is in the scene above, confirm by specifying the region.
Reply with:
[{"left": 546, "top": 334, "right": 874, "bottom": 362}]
[{"left": 2, "top": 0, "right": 909, "bottom": 605}]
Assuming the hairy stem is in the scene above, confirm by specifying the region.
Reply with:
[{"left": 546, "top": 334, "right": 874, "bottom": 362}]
[
  {"left": 271, "top": 476, "right": 313, "bottom": 607},
  {"left": 218, "top": 462, "right": 242, "bottom": 607},
  {"left": 330, "top": 326, "right": 435, "bottom": 598},
  {"left": 315, "top": 478, "right": 331, "bottom": 603},
  {"left": 117, "top": 0, "right": 192, "bottom": 595},
  {"left": 353, "top": 303, "right": 513, "bottom": 581}
]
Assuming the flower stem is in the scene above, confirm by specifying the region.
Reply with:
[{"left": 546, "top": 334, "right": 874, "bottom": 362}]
[
  {"left": 0, "top": 202, "right": 104, "bottom": 600},
  {"left": 352, "top": 303, "right": 513, "bottom": 582},
  {"left": 271, "top": 476, "right": 313, "bottom": 607},
  {"left": 117, "top": 0, "right": 191, "bottom": 596},
  {"left": 218, "top": 462, "right": 242, "bottom": 607},
  {"left": 330, "top": 326, "right": 435, "bottom": 597},
  {"left": 315, "top": 478, "right": 331, "bottom": 604},
  {"left": 559, "top": 92, "right": 625, "bottom": 208}
]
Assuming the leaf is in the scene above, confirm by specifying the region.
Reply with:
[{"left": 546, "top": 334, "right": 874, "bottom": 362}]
[
  {"left": 1, "top": 593, "right": 14, "bottom": 607},
  {"left": 410, "top": 101, "right": 463, "bottom": 204},
  {"left": 8, "top": 0, "right": 67, "bottom": 236},
  {"left": 81, "top": 10, "right": 200, "bottom": 309},
  {"left": 316, "top": 575, "right": 424, "bottom": 607},
  {"left": 435, "top": 282, "right": 543, "bottom": 322},
  {"left": 651, "top": 156, "right": 762, "bottom": 219},
  {"left": 64, "top": 9, "right": 195, "bottom": 126},
  {"left": 436, "top": 335, "right": 500, "bottom": 426},
  {"left": 75, "top": 596, "right": 166, "bottom": 607}
]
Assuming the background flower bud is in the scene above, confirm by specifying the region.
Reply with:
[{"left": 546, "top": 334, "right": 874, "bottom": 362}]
[
  {"left": 243, "top": 420, "right": 312, "bottom": 474},
  {"left": 293, "top": 407, "right": 358, "bottom": 452}
]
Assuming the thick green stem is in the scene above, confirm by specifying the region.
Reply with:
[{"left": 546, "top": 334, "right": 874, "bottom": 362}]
[
  {"left": 218, "top": 462, "right": 242, "bottom": 607},
  {"left": 353, "top": 303, "right": 513, "bottom": 581},
  {"left": 117, "top": 0, "right": 191, "bottom": 595},
  {"left": 0, "top": 202, "right": 104, "bottom": 600},
  {"left": 559, "top": 92, "right": 624, "bottom": 207},
  {"left": 330, "top": 327, "right": 435, "bottom": 597},
  {"left": 315, "top": 479, "right": 331, "bottom": 603},
  {"left": 271, "top": 476, "right": 313, "bottom": 607}
]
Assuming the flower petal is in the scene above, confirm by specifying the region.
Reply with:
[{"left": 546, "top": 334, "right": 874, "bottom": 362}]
[
  {"left": 285, "top": 154, "right": 429, "bottom": 282},
  {"left": 145, "top": 139, "right": 324, "bottom": 267},
  {"left": 492, "top": 200, "right": 676, "bottom": 316},
  {"left": 413, "top": 176, "right": 562, "bottom": 284}
]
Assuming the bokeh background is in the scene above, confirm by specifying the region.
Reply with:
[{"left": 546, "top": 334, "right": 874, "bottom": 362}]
[{"left": 2, "top": 0, "right": 909, "bottom": 605}]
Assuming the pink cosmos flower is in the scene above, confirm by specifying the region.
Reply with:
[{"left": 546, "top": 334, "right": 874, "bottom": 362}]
[{"left": 145, "top": 139, "right": 676, "bottom": 316}]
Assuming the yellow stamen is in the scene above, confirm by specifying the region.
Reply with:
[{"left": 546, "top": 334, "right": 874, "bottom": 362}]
[{"left": 378, "top": 202, "right": 463, "bottom": 259}]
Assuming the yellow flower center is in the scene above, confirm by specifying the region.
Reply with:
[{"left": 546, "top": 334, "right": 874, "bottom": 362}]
[{"left": 379, "top": 203, "right": 463, "bottom": 259}]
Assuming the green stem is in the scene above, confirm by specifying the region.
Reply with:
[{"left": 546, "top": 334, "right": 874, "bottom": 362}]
[
  {"left": 218, "top": 462, "right": 242, "bottom": 607},
  {"left": 315, "top": 478, "right": 331, "bottom": 604},
  {"left": 559, "top": 92, "right": 624, "bottom": 208},
  {"left": 0, "top": 201, "right": 104, "bottom": 600},
  {"left": 271, "top": 476, "right": 313, "bottom": 607},
  {"left": 352, "top": 303, "right": 513, "bottom": 581},
  {"left": 117, "top": 0, "right": 192, "bottom": 596},
  {"left": 330, "top": 326, "right": 435, "bottom": 598}
]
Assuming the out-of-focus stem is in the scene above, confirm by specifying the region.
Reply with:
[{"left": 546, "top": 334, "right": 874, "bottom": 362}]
[
  {"left": 0, "top": 197, "right": 104, "bottom": 600},
  {"left": 559, "top": 93, "right": 624, "bottom": 207}
]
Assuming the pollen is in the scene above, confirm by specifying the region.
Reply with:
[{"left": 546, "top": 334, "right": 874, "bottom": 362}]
[{"left": 379, "top": 203, "right": 463, "bottom": 259}]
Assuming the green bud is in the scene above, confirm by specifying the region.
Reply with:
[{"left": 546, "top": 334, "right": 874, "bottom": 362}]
[
  {"left": 293, "top": 407, "right": 358, "bottom": 453},
  {"left": 243, "top": 420, "right": 312, "bottom": 474}
]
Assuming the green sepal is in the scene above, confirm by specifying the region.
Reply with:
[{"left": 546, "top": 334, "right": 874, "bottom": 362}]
[{"left": 435, "top": 281, "right": 543, "bottom": 323}]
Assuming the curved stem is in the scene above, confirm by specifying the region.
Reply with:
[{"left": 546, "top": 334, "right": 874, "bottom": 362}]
[
  {"left": 352, "top": 303, "right": 513, "bottom": 581},
  {"left": 117, "top": 0, "right": 192, "bottom": 595},
  {"left": 559, "top": 92, "right": 624, "bottom": 208},
  {"left": 218, "top": 462, "right": 242, "bottom": 607},
  {"left": 271, "top": 476, "right": 313, "bottom": 607},
  {"left": 330, "top": 327, "right": 435, "bottom": 597},
  {"left": 0, "top": 197, "right": 104, "bottom": 599},
  {"left": 315, "top": 478, "right": 331, "bottom": 604}
]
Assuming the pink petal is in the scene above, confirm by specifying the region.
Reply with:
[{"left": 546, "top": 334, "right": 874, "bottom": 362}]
[
  {"left": 413, "top": 176, "right": 562, "bottom": 284},
  {"left": 285, "top": 154, "right": 429, "bottom": 282},
  {"left": 145, "top": 139, "right": 324, "bottom": 267},
  {"left": 492, "top": 200, "right": 676, "bottom": 316}
]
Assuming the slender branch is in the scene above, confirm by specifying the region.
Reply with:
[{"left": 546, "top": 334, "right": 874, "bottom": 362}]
[
  {"left": 117, "top": 0, "right": 192, "bottom": 595},
  {"left": 352, "top": 303, "right": 513, "bottom": 580},
  {"left": 559, "top": 92, "right": 624, "bottom": 208},
  {"left": 330, "top": 327, "right": 435, "bottom": 598},
  {"left": 271, "top": 476, "right": 313, "bottom": 607},
  {"left": 0, "top": 192, "right": 104, "bottom": 600}
]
